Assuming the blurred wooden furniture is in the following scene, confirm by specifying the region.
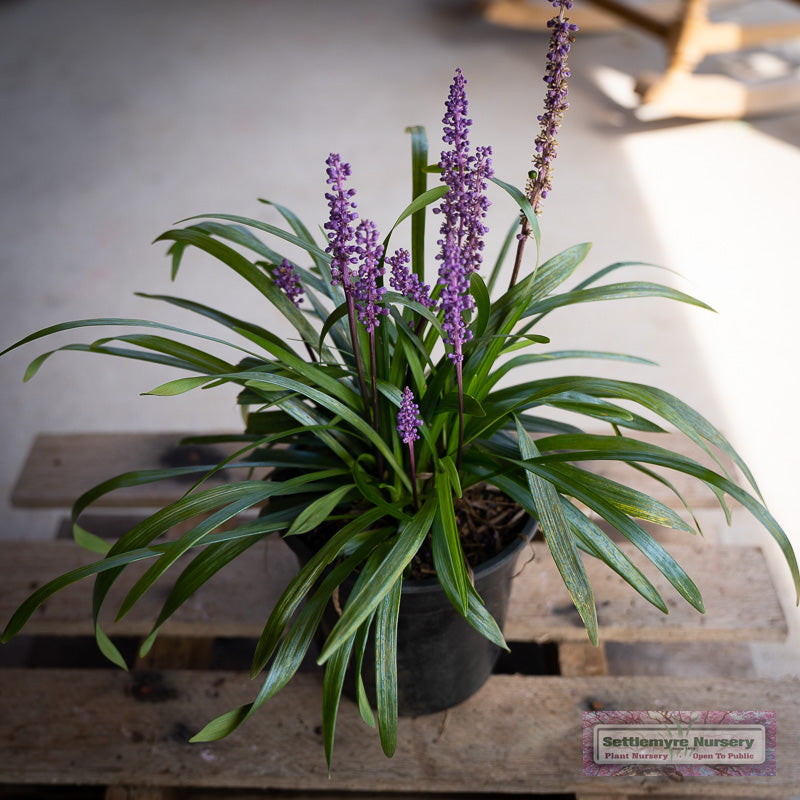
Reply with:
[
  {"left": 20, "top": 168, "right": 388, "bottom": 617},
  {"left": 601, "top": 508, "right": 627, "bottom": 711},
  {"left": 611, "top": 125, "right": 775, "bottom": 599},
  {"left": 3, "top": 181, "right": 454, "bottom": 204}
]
[
  {"left": 483, "top": 0, "right": 800, "bottom": 117},
  {"left": 0, "top": 432, "right": 797, "bottom": 798}
]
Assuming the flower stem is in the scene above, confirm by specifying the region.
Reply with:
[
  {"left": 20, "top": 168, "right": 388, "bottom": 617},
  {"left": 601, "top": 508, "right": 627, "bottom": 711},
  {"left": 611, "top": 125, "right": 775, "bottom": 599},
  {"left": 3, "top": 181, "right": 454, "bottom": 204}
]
[
  {"left": 345, "top": 290, "right": 372, "bottom": 427},
  {"left": 368, "top": 328, "right": 384, "bottom": 476},
  {"left": 508, "top": 216, "right": 532, "bottom": 290},
  {"left": 455, "top": 357, "right": 465, "bottom": 470},
  {"left": 408, "top": 442, "right": 419, "bottom": 511}
]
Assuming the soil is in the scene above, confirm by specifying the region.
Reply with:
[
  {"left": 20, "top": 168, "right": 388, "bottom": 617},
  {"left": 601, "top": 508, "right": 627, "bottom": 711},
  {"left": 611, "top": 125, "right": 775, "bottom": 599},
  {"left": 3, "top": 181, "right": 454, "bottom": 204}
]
[
  {"left": 408, "top": 483, "right": 531, "bottom": 580},
  {"left": 276, "top": 480, "right": 533, "bottom": 582}
]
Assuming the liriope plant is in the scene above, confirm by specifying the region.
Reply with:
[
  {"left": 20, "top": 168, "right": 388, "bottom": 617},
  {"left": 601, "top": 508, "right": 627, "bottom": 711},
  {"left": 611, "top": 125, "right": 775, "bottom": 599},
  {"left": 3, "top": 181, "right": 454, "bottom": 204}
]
[{"left": 2, "top": 0, "right": 798, "bottom": 768}]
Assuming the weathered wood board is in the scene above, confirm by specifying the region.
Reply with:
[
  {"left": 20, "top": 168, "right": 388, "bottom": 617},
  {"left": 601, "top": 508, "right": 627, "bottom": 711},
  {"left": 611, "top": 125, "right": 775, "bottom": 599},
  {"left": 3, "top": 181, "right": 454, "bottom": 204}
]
[
  {"left": 1, "top": 537, "right": 786, "bottom": 644},
  {"left": 11, "top": 432, "right": 266, "bottom": 508},
  {"left": 0, "top": 670, "right": 796, "bottom": 795}
]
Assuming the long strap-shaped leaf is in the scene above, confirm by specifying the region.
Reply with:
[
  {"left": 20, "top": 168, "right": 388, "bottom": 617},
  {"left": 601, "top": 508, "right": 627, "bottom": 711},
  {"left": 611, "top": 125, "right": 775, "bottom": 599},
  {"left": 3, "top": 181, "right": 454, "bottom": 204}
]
[
  {"left": 512, "top": 458, "right": 704, "bottom": 612},
  {"left": 317, "top": 495, "right": 437, "bottom": 664},
  {"left": 375, "top": 576, "right": 402, "bottom": 758},
  {"left": 250, "top": 507, "right": 387, "bottom": 675},
  {"left": 534, "top": 434, "right": 800, "bottom": 603},
  {"left": 484, "top": 467, "right": 667, "bottom": 614},
  {"left": 492, "top": 376, "right": 759, "bottom": 494},
  {"left": 240, "top": 371, "right": 411, "bottom": 492},
  {"left": 192, "top": 537, "right": 380, "bottom": 742},
  {"left": 514, "top": 416, "right": 598, "bottom": 644}
]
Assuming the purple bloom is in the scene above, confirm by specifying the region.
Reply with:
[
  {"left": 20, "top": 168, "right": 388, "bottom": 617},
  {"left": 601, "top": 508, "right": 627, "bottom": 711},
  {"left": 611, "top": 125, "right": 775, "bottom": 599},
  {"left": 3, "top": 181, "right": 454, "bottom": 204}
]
[
  {"left": 272, "top": 259, "right": 304, "bottom": 307},
  {"left": 396, "top": 385, "right": 422, "bottom": 444},
  {"left": 527, "top": 0, "right": 578, "bottom": 214},
  {"left": 388, "top": 248, "right": 433, "bottom": 308},
  {"left": 434, "top": 69, "right": 494, "bottom": 362},
  {"left": 353, "top": 219, "right": 389, "bottom": 332},
  {"left": 323, "top": 153, "right": 359, "bottom": 288}
]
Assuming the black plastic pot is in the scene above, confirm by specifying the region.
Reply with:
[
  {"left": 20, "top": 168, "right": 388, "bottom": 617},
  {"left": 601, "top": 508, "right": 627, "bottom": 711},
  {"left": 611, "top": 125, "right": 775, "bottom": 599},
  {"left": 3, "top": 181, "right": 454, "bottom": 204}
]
[{"left": 286, "top": 515, "right": 536, "bottom": 716}]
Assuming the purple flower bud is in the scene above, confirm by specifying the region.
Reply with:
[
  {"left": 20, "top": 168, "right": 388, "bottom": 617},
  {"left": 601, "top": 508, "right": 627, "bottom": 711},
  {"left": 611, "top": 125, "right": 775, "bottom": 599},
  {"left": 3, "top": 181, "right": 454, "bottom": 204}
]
[
  {"left": 435, "top": 69, "right": 494, "bottom": 363},
  {"left": 323, "top": 153, "right": 358, "bottom": 287},
  {"left": 397, "top": 385, "right": 422, "bottom": 444},
  {"left": 272, "top": 259, "right": 304, "bottom": 307},
  {"left": 353, "top": 219, "right": 389, "bottom": 332},
  {"left": 527, "top": 1, "right": 578, "bottom": 214},
  {"left": 388, "top": 248, "right": 434, "bottom": 308}
]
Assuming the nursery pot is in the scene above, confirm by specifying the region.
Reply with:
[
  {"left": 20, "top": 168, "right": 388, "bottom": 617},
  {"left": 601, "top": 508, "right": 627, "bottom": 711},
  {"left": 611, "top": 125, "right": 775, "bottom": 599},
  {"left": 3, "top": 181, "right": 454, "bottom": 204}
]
[{"left": 284, "top": 514, "right": 536, "bottom": 716}]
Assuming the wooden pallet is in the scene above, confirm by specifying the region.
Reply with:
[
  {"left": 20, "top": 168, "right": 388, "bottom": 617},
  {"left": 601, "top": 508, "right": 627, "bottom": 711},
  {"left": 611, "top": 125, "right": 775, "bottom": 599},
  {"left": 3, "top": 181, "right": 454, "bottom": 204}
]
[{"left": 1, "top": 432, "right": 798, "bottom": 799}]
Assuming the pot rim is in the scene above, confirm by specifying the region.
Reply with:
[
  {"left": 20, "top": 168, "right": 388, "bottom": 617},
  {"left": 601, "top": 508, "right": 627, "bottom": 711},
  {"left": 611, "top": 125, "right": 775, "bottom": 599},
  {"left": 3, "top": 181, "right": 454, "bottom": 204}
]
[{"left": 400, "top": 516, "right": 538, "bottom": 595}]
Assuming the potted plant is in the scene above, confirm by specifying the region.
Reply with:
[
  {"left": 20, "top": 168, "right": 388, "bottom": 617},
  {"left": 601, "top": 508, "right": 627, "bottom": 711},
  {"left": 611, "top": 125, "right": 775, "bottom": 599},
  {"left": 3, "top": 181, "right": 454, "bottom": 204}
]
[{"left": 2, "top": 0, "right": 798, "bottom": 769}]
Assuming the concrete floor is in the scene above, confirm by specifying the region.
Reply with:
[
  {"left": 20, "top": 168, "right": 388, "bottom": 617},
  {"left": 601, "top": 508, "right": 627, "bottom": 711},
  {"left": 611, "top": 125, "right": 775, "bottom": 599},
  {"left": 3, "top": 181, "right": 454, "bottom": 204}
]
[{"left": 1, "top": 0, "right": 799, "bottom": 679}]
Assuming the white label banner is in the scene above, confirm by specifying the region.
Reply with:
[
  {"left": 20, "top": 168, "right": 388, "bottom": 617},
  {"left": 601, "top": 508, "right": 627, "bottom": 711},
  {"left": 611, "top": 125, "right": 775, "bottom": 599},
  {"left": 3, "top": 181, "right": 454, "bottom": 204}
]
[{"left": 593, "top": 724, "right": 766, "bottom": 765}]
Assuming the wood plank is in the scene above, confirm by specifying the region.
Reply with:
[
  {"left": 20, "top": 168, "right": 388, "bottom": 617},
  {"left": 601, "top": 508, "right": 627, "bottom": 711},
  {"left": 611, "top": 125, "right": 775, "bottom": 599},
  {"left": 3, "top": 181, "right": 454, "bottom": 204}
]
[
  {"left": 0, "top": 537, "right": 298, "bottom": 639},
  {"left": 1, "top": 538, "right": 786, "bottom": 644},
  {"left": 0, "top": 670, "right": 796, "bottom": 795},
  {"left": 11, "top": 432, "right": 267, "bottom": 509},
  {"left": 559, "top": 642, "right": 609, "bottom": 676},
  {"left": 11, "top": 431, "right": 742, "bottom": 510},
  {"left": 506, "top": 540, "right": 787, "bottom": 643}
]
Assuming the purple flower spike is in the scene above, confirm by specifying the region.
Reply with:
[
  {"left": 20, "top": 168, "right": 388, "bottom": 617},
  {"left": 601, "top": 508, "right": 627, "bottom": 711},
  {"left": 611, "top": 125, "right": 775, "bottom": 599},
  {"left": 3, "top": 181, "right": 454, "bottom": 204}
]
[
  {"left": 353, "top": 219, "right": 389, "bottom": 332},
  {"left": 527, "top": 0, "right": 578, "bottom": 214},
  {"left": 435, "top": 69, "right": 494, "bottom": 362},
  {"left": 323, "top": 153, "right": 359, "bottom": 287},
  {"left": 272, "top": 259, "right": 304, "bottom": 307},
  {"left": 388, "top": 248, "right": 433, "bottom": 308},
  {"left": 397, "top": 385, "right": 422, "bottom": 444}
]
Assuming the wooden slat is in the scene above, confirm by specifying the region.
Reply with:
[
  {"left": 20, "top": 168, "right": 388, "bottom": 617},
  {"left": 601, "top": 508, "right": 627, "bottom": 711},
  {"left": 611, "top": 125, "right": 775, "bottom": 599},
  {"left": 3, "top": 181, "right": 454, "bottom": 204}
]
[
  {"left": 0, "top": 536, "right": 298, "bottom": 639},
  {"left": 1, "top": 537, "right": 787, "bottom": 645},
  {"left": 11, "top": 431, "right": 741, "bottom": 510},
  {"left": 506, "top": 539, "right": 787, "bottom": 643},
  {"left": 558, "top": 642, "right": 609, "bottom": 676},
  {"left": 11, "top": 432, "right": 266, "bottom": 509},
  {"left": 0, "top": 670, "right": 796, "bottom": 795}
]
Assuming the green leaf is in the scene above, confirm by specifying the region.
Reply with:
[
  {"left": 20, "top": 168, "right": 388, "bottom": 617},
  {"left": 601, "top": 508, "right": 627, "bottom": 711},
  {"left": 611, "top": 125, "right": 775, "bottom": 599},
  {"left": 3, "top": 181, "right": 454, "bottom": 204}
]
[
  {"left": 139, "top": 521, "right": 277, "bottom": 656},
  {"left": 352, "top": 455, "right": 411, "bottom": 523},
  {"left": 251, "top": 507, "right": 387, "bottom": 675},
  {"left": 375, "top": 576, "right": 402, "bottom": 757},
  {"left": 287, "top": 484, "right": 355, "bottom": 537},
  {"left": 258, "top": 199, "right": 327, "bottom": 271},
  {"left": 405, "top": 125, "right": 429, "bottom": 280},
  {"left": 176, "top": 213, "right": 330, "bottom": 263},
  {"left": 484, "top": 468, "right": 668, "bottom": 615},
  {"left": 1, "top": 544, "right": 162, "bottom": 643},
  {"left": 72, "top": 524, "right": 113, "bottom": 555},
  {"left": 533, "top": 432, "right": 800, "bottom": 603},
  {"left": 554, "top": 463, "right": 695, "bottom": 533},
  {"left": 523, "top": 281, "right": 715, "bottom": 319},
  {"left": 115, "top": 483, "right": 289, "bottom": 621},
  {"left": 318, "top": 301, "right": 349, "bottom": 354},
  {"left": 470, "top": 273, "right": 491, "bottom": 340},
  {"left": 145, "top": 375, "right": 213, "bottom": 396},
  {"left": 490, "top": 176, "right": 540, "bottom": 258},
  {"left": 437, "top": 392, "right": 485, "bottom": 417},
  {"left": 386, "top": 185, "right": 448, "bottom": 237},
  {"left": 514, "top": 416, "right": 598, "bottom": 644},
  {"left": 194, "top": 537, "right": 379, "bottom": 742},
  {"left": 351, "top": 613, "right": 376, "bottom": 728},
  {"left": 322, "top": 629, "right": 356, "bottom": 771},
  {"left": 241, "top": 371, "right": 409, "bottom": 491},
  {"left": 434, "top": 467, "right": 470, "bottom": 613},
  {"left": 318, "top": 495, "right": 436, "bottom": 663},
  {"left": 441, "top": 454, "right": 462, "bottom": 499},
  {"left": 523, "top": 458, "right": 705, "bottom": 613},
  {"left": 136, "top": 292, "right": 293, "bottom": 354}
]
